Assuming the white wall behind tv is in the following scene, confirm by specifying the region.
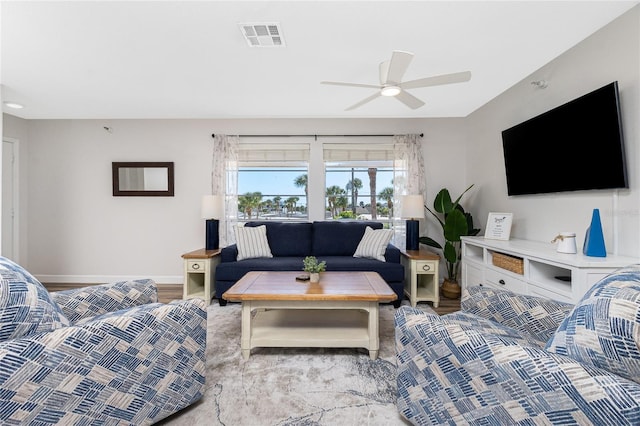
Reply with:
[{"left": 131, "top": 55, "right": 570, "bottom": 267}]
[
  {"left": 3, "top": 5, "right": 639, "bottom": 284},
  {"left": 465, "top": 5, "right": 639, "bottom": 257}
]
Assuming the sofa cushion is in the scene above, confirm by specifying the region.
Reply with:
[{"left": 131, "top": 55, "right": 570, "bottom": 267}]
[
  {"left": 311, "top": 221, "right": 383, "bottom": 256},
  {"left": 318, "top": 256, "right": 404, "bottom": 283},
  {"left": 216, "top": 257, "right": 306, "bottom": 281},
  {"left": 0, "top": 269, "right": 69, "bottom": 342},
  {"left": 245, "top": 221, "right": 312, "bottom": 257},
  {"left": 234, "top": 225, "right": 273, "bottom": 261},
  {"left": 545, "top": 265, "right": 640, "bottom": 384},
  {"left": 216, "top": 255, "right": 404, "bottom": 284},
  {"left": 353, "top": 226, "right": 393, "bottom": 262}
]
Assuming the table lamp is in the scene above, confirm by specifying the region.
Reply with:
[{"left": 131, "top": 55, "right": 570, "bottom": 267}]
[
  {"left": 201, "top": 195, "right": 223, "bottom": 250},
  {"left": 402, "top": 195, "right": 424, "bottom": 251}
]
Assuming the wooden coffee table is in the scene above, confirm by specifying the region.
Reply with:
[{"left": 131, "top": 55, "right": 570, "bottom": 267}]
[{"left": 222, "top": 271, "right": 397, "bottom": 360}]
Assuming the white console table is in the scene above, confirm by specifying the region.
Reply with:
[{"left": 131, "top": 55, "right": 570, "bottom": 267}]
[{"left": 461, "top": 236, "right": 639, "bottom": 303}]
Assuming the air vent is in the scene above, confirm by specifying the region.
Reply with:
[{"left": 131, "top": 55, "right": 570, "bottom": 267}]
[{"left": 238, "top": 23, "right": 285, "bottom": 47}]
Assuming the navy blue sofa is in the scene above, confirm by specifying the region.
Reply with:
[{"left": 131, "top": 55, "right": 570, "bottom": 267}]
[{"left": 216, "top": 221, "right": 405, "bottom": 307}]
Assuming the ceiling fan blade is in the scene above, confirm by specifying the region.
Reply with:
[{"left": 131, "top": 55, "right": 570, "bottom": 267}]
[
  {"left": 345, "top": 92, "right": 381, "bottom": 111},
  {"left": 395, "top": 90, "right": 425, "bottom": 110},
  {"left": 321, "top": 81, "right": 381, "bottom": 89},
  {"left": 385, "top": 50, "right": 414, "bottom": 84},
  {"left": 400, "top": 71, "right": 472, "bottom": 90}
]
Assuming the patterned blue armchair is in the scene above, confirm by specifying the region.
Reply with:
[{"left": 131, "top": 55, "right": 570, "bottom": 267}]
[
  {"left": 395, "top": 265, "right": 640, "bottom": 425},
  {"left": 0, "top": 257, "right": 207, "bottom": 425}
]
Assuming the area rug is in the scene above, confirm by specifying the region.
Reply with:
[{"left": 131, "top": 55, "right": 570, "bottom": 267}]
[{"left": 158, "top": 301, "right": 434, "bottom": 426}]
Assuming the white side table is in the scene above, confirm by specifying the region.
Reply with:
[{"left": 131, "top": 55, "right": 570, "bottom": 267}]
[
  {"left": 401, "top": 249, "right": 440, "bottom": 307},
  {"left": 181, "top": 248, "right": 221, "bottom": 304}
]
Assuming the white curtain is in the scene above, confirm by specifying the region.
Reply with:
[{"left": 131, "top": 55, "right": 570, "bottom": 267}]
[
  {"left": 393, "top": 134, "right": 426, "bottom": 247},
  {"left": 211, "top": 134, "right": 239, "bottom": 246}
]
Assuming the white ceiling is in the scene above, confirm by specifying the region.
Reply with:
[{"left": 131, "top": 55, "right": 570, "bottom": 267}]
[{"left": 2, "top": 1, "right": 638, "bottom": 120}]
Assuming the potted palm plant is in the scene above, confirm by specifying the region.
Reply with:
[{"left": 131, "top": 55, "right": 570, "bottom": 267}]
[
  {"left": 303, "top": 256, "right": 326, "bottom": 283},
  {"left": 419, "top": 185, "right": 480, "bottom": 299}
]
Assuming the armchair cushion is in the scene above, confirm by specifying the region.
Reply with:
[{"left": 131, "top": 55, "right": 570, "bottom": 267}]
[
  {"left": 461, "top": 285, "right": 574, "bottom": 342},
  {"left": 50, "top": 279, "right": 158, "bottom": 324},
  {"left": 0, "top": 299, "right": 207, "bottom": 425},
  {"left": 0, "top": 256, "right": 207, "bottom": 424},
  {"left": 396, "top": 306, "right": 640, "bottom": 425},
  {"left": 546, "top": 265, "right": 640, "bottom": 384},
  {"left": 0, "top": 269, "right": 69, "bottom": 342}
]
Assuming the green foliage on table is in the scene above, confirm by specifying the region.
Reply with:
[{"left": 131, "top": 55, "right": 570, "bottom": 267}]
[{"left": 303, "top": 256, "right": 327, "bottom": 273}]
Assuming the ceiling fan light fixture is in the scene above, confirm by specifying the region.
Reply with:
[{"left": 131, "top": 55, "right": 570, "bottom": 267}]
[{"left": 381, "top": 85, "right": 401, "bottom": 97}]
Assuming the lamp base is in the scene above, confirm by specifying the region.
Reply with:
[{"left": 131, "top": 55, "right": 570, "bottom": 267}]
[
  {"left": 205, "top": 219, "right": 220, "bottom": 250},
  {"left": 405, "top": 219, "right": 419, "bottom": 251}
]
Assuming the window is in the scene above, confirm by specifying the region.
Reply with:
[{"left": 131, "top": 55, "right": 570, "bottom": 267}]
[
  {"left": 324, "top": 166, "right": 394, "bottom": 220},
  {"left": 219, "top": 134, "right": 421, "bottom": 247},
  {"left": 233, "top": 138, "right": 400, "bottom": 228},
  {"left": 236, "top": 142, "right": 309, "bottom": 222},
  {"left": 238, "top": 167, "right": 308, "bottom": 220},
  {"left": 323, "top": 142, "right": 395, "bottom": 225}
]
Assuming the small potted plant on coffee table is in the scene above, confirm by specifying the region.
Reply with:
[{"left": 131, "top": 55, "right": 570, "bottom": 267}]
[{"left": 303, "top": 256, "right": 326, "bottom": 283}]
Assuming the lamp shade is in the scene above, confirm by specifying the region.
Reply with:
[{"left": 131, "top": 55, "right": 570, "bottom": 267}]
[
  {"left": 201, "top": 195, "right": 223, "bottom": 219},
  {"left": 402, "top": 195, "right": 424, "bottom": 219}
]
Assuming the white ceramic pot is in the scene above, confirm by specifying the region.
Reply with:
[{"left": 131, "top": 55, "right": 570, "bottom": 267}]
[
  {"left": 555, "top": 232, "right": 577, "bottom": 254},
  {"left": 309, "top": 272, "right": 320, "bottom": 283}
]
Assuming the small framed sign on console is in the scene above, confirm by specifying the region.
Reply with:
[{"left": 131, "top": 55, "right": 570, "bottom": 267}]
[{"left": 484, "top": 212, "right": 513, "bottom": 241}]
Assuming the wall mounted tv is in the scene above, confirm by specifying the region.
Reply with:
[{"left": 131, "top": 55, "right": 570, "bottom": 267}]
[{"left": 501, "top": 81, "right": 627, "bottom": 196}]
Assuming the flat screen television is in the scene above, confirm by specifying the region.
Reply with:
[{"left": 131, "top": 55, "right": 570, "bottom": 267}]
[{"left": 501, "top": 81, "right": 627, "bottom": 196}]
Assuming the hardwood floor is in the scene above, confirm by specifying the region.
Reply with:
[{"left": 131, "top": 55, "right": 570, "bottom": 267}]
[{"left": 43, "top": 282, "right": 461, "bottom": 314}]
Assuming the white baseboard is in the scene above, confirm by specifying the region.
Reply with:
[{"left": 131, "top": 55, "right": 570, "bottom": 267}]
[{"left": 36, "top": 275, "right": 183, "bottom": 285}]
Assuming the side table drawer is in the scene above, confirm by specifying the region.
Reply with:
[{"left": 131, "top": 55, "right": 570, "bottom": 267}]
[
  {"left": 187, "top": 260, "right": 207, "bottom": 272},
  {"left": 415, "top": 260, "right": 436, "bottom": 273}
]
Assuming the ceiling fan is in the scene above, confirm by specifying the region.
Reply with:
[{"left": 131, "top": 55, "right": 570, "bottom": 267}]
[{"left": 321, "top": 50, "right": 471, "bottom": 111}]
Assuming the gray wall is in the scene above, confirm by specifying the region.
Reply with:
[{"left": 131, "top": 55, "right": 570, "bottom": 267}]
[
  {"left": 3, "top": 6, "right": 639, "bottom": 283},
  {"left": 464, "top": 6, "right": 639, "bottom": 256}
]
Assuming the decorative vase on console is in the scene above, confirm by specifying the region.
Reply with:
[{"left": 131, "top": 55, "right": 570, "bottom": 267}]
[{"left": 583, "top": 208, "right": 607, "bottom": 257}]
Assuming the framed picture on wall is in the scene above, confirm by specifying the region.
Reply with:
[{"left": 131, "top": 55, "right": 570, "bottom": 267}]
[{"left": 484, "top": 212, "right": 513, "bottom": 240}]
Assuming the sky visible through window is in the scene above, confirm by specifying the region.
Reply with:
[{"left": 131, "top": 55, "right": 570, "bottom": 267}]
[{"left": 238, "top": 167, "right": 394, "bottom": 208}]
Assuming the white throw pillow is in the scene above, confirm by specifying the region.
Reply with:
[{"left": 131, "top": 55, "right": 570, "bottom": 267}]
[
  {"left": 353, "top": 226, "right": 393, "bottom": 262},
  {"left": 235, "top": 225, "right": 273, "bottom": 261}
]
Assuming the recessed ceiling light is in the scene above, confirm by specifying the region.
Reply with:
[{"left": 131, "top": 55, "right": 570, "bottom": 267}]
[{"left": 3, "top": 101, "right": 24, "bottom": 109}]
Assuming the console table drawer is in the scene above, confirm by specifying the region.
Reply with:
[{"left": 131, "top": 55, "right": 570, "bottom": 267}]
[
  {"left": 486, "top": 268, "right": 527, "bottom": 292},
  {"left": 415, "top": 260, "right": 436, "bottom": 273},
  {"left": 187, "top": 260, "right": 207, "bottom": 272}
]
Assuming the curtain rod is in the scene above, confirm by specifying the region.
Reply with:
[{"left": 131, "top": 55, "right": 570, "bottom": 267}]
[{"left": 211, "top": 133, "right": 423, "bottom": 139}]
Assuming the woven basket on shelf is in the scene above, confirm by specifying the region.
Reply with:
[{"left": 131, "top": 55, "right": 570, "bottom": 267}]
[{"left": 492, "top": 252, "right": 524, "bottom": 275}]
